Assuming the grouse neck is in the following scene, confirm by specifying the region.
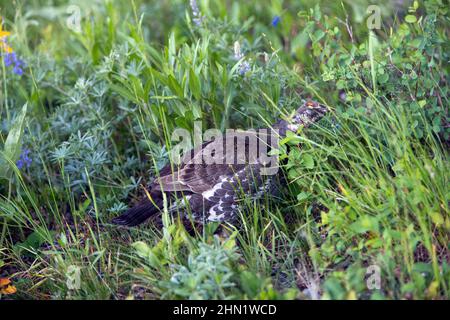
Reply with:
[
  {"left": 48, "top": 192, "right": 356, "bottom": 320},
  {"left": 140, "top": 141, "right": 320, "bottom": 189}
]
[{"left": 272, "top": 119, "right": 289, "bottom": 137}]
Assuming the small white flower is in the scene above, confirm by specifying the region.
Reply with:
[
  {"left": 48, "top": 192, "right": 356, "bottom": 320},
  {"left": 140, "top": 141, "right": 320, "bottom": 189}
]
[{"left": 234, "top": 41, "right": 243, "bottom": 59}]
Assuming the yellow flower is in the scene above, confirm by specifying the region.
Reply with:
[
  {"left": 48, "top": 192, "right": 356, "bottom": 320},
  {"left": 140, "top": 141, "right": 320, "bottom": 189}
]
[
  {"left": 0, "top": 277, "right": 11, "bottom": 286},
  {"left": 0, "top": 18, "right": 13, "bottom": 53},
  {"left": 0, "top": 277, "right": 17, "bottom": 295},
  {"left": 1, "top": 45, "right": 13, "bottom": 53},
  {"left": 0, "top": 30, "right": 10, "bottom": 37},
  {"left": 1, "top": 284, "right": 17, "bottom": 294}
]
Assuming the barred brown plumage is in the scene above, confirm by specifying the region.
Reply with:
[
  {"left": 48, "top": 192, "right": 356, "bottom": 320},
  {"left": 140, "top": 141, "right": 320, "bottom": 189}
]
[{"left": 112, "top": 101, "right": 328, "bottom": 227}]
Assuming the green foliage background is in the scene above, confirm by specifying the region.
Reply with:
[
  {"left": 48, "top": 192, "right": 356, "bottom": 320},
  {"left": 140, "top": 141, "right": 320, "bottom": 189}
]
[{"left": 0, "top": 0, "right": 448, "bottom": 299}]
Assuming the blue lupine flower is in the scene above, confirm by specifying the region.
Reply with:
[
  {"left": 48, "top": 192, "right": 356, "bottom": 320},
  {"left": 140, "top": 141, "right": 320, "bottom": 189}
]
[
  {"left": 233, "top": 41, "right": 251, "bottom": 75},
  {"left": 17, "top": 148, "right": 32, "bottom": 169},
  {"left": 13, "top": 57, "right": 23, "bottom": 75},
  {"left": 13, "top": 64, "right": 23, "bottom": 75},
  {"left": 238, "top": 60, "right": 251, "bottom": 75},
  {"left": 4, "top": 52, "right": 15, "bottom": 67},
  {"left": 272, "top": 16, "right": 281, "bottom": 27},
  {"left": 190, "top": 0, "right": 203, "bottom": 26},
  {"left": 1, "top": 41, "right": 24, "bottom": 76}
]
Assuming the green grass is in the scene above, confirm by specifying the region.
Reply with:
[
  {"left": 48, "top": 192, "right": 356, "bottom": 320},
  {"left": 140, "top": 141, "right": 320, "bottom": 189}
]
[{"left": 0, "top": 0, "right": 448, "bottom": 300}]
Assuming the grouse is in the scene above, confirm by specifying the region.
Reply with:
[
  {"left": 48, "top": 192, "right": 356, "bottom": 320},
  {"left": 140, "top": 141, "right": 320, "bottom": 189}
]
[{"left": 112, "top": 101, "right": 328, "bottom": 227}]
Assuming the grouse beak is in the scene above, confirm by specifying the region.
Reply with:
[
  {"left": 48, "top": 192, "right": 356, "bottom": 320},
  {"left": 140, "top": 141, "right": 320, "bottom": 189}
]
[{"left": 286, "top": 101, "right": 329, "bottom": 133}]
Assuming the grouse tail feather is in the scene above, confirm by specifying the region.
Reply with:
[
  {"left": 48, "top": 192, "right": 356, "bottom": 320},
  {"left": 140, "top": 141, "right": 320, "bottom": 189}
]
[{"left": 112, "top": 197, "right": 162, "bottom": 227}]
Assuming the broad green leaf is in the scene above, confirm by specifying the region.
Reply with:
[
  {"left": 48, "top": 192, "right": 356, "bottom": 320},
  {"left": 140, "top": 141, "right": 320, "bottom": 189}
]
[
  {"left": 109, "top": 80, "right": 139, "bottom": 104},
  {"left": 223, "top": 231, "right": 238, "bottom": 251},
  {"left": 132, "top": 241, "right": 160, "bottom": 268},
  {"left": 350, "top": 215, "right": 379, "bottom": 234},
  {"left": 0, "top": 103, "right": 28, "bottom": 178},
  {"left": 167, "top": 75, "right": 184, "bottom": 97},
  {"left": 296, "top": 192, "right": 310, "bottom": 202},
  {"left": 132, "top": 241, "right": 151, "bottom": 258},
  {"left": 13, "top": 229, "right": 54, "bottom": 256},
  {"left": 302, "top": 154, "right": 315, "bottom": 169},
  {"left": 405, "top": 15, "right": 417, "bottom": 23},
  {"left": 280, "top": 130, "right": 302, "bottom": 145},
  {"left": 168, "top": 32, "right": 176, "bottom": 68},
  {"left": 189, "top": 67, "right": 201, "bottom": 100}
]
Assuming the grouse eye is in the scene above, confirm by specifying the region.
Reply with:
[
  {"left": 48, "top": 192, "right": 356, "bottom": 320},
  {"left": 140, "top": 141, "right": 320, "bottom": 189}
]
[{"left": 306, "top": 101, "right": 316, "bottom": 108}]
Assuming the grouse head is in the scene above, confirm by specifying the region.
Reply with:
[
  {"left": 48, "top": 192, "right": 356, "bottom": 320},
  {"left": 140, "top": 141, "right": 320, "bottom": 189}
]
[{"left": 287, "top": 100, "right": 328, "bottom": 132}]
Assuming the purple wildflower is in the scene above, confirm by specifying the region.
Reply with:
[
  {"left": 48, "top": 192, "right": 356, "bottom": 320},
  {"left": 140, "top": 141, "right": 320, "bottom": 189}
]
[
  {"left": 16, "top": 148, "right": 32, "bottom": 170},
  {"left": 13, "top": 65, "right": 23, "bottom": 75},
  {"left": 1, "top": 40, "right": 24, "bottom": 76},
  {"left": 12, "top": 57, "right": 23, "bottom": 75},
  {"left": 4, "top": 52, "right": 15, "bottom": 67},
  {"left": 271, "top": 16, "right": 281, "bottom": 27}
]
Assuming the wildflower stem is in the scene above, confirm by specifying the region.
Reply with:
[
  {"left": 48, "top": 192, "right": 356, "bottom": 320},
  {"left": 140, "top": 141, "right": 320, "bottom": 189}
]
[
  {"left": 369, "top": 31, "right": 377, "bottom": 94},
  {"left": 1, "top": 47, "right": 9, "bottom": 122},
  {"left": 0, "top": 222, "right": 6, "bottom": 248}
]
